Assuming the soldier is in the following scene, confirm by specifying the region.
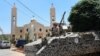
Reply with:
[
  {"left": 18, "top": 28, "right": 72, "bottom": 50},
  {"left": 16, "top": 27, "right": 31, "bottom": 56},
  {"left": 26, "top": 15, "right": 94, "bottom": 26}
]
[
  {"left": 52, "top": 23, "right": 59, "bottom": 36},
  {"left": 42, "top": 38, "right": 47, "bottom": 46}
]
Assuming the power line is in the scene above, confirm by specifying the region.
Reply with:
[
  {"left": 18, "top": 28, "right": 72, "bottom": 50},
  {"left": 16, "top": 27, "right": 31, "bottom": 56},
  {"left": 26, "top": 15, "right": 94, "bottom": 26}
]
[
  {"left": 4, "top": 0, "right": 12, "bottom": 7},
  {"left": 16, "top": 0, "right": 49, "bottom": 23},
  {"left": 4, "top": 0, "right": 31, "bottom": 19},
  {"left": 4, "top": 0, "right": 49, "bottom": 25}
]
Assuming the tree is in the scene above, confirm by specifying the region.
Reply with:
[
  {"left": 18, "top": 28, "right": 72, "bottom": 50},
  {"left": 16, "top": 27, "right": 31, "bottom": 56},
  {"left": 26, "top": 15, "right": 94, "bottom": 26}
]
[
  {"left": 25, "top": 33, "right": 30, "bottom": 43},
  {"left": 68, "top": 0, "right": 100, "bottom": 32}
]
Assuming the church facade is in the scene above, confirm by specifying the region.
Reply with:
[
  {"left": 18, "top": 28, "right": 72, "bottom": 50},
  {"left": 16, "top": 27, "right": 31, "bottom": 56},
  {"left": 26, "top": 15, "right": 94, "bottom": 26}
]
[{"left": 11, "top": 4, "right": 51, "bottom": 41}]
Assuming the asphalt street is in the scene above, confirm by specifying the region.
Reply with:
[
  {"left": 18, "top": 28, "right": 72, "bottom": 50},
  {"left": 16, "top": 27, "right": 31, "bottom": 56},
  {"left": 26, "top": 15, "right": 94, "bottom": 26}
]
[{"left": 0, "top": 49, "right": 25, "bottom": 56}]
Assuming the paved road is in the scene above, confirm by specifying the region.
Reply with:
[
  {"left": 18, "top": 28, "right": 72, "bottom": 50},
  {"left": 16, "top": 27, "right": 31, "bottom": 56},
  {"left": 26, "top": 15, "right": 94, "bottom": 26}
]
[{"left": 0, "top": 49, "right": 25, "bottom": 56}]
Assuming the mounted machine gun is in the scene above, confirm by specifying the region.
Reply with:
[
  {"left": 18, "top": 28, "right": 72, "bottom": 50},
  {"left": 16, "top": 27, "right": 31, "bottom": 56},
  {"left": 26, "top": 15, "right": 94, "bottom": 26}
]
[{"left": 51, "top": 11, "right": 66, "bottom": 36}]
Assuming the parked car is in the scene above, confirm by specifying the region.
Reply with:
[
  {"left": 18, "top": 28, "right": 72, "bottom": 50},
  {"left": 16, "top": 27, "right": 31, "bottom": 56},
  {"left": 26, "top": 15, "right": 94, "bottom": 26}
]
[
  {"left": 16, "top": 40, "right": 26, "bottom": 48},
  {"left": 0, "top": 40, "right": 11, "bottom": 49}
]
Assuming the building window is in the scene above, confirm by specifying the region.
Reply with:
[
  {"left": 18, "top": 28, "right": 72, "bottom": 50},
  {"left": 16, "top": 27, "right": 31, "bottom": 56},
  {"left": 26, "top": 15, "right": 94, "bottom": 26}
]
[
  {"left": 46, "top": 29, "right": 48, "bottom": 32},
  {"left": 19, "top": 35, "right": 23, "bottom": 40},
  {"left": 12, "top": 35, "right": 15, "bottom": 37},
  {"left": 39, "top": 36, "right": 42, "bottom": 38},
  {"left": 39, "top": 28, "right": 42, "bottom": 32},
  {"left": 20, "top": 35, "right": 22, "bottom": 38},
  {"left": 20, "top": 29, "right": 22, "bottom": 33},
  {"left": 26, "top": 28, "right": 28, "bottom": 32}
]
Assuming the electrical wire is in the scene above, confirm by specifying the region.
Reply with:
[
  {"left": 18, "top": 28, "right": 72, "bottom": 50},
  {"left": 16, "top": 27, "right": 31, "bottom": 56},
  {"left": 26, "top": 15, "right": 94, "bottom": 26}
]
[
  {"left": 4, "top": 0, "right": 12, "bottom": 7},
  {"left": 16, "top": 0, "right": 49, "bottom": 23},
  {"left": 4, "top": 0, "right": 32, "bottom": 19}
]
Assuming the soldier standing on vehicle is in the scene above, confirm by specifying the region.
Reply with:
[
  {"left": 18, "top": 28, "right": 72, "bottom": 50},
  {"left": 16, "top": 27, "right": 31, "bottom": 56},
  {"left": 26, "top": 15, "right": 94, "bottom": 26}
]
[{"left": 52, "top": 23, "right": 59, "bottom": 36}]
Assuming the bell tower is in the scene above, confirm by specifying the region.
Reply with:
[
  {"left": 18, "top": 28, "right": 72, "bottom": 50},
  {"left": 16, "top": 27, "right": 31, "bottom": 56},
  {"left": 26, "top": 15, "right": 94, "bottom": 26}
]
[
  {"left": 11, "top": 3, "right": 17, "bottom": 39},
  {"left": 50, "top": 3, "right": 56, "bottom": 28}
]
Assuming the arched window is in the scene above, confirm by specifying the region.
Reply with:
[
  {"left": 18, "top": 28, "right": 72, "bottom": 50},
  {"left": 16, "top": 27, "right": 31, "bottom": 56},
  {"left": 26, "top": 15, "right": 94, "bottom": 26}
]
[
  {"left": 26, "top": 28, "right": 28, "bottom": 32},
  {"left": 46, "top": 29, "right": 48, "bottom": 32},
  {"left": 20, "top": 35, "right": 22, "bottom": 38},
  {"left": 12, "top": 35, "right": 15, "bottom": 37},
  {"left": 39, "top": 36, "right": 42, "bottom": 38},
  {"left": 20, "top": 29, "right": 22, "bottom": 33},
  {"left": 39, "top": 28, "right": 42, "bottom": 32}
]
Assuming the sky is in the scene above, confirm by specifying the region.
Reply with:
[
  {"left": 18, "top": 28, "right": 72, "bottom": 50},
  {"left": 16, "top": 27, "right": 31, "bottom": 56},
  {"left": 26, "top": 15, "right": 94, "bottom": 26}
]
[{"left": 0, "top": 0, "right": 79, "bottom": 34}]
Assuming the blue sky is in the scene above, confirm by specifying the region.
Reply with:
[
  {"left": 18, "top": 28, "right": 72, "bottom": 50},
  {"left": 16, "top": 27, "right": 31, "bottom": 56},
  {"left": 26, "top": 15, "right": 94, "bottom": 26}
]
[{"left": 0, "top": 0, "right": 79, "bottom": 34}]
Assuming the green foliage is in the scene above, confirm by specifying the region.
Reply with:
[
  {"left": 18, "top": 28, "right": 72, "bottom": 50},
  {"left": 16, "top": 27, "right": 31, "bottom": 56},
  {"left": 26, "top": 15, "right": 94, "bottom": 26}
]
[
  {"left": 0, "top": 35, "right": 9, "bottom": 41},
  {"left": 25, "top": 33, "right": 30, "bottom": 43},
  {"left": 68, "top": 0, "right": 100, "bottom": 32}
]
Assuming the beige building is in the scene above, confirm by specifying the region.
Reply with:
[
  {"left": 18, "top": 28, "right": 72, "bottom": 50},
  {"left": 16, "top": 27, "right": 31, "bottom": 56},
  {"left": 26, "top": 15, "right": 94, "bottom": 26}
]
[
  {"left": 23, "top": 20, "right": 50, "bottom": 41},
  {"left": 11, "top": 4, "right": 50, "bottom": 41},
  {"left": 29, "top": 20, "right": 50, "bottom": 40}
]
